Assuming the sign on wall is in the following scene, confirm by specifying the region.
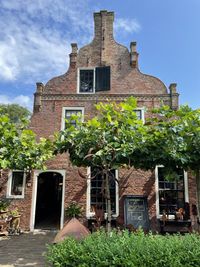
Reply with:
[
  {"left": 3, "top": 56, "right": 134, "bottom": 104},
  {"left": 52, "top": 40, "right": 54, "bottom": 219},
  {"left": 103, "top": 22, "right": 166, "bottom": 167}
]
[{"left": 124, "top": 195, "right": 149, "bottom": 230}]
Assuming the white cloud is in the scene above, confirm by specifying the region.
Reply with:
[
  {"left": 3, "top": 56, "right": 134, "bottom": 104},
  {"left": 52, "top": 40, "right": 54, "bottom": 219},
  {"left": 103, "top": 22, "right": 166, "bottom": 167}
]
[
  {"left": 115, "top": 18, "right": 141, "bottom": 33},
  {"left": 0, "top": 94, "right": 33, "bottom": 110},
  {"left": 0, "top": 0, "right": 141, "bottom": 84},
  {"left": 0, "top": 0, "right": 93, "bottom": 84}
]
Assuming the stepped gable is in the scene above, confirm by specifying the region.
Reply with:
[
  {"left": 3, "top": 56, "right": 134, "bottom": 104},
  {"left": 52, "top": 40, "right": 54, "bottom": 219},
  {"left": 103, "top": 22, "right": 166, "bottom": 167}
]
[{"left": 43, "top": 10, "right": 168, "bottom": 96}]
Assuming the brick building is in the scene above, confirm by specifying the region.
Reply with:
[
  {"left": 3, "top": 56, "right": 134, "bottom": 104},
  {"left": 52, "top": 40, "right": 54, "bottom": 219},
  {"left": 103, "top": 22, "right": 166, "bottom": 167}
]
[{"left": 2, "top": 10, "right": 198, "bottom": 232}]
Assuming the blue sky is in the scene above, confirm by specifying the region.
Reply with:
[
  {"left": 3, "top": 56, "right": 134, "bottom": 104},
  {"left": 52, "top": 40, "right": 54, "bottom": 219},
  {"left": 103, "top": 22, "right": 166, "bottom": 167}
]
[{"left": 0, "top": 0, "right": 199, "bottom": 110}]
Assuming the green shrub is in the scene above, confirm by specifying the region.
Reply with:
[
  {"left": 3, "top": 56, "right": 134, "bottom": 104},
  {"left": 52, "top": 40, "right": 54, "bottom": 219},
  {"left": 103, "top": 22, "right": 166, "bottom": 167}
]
[{"left": 46, "top": 230, "right": 200, "bottom": 267}]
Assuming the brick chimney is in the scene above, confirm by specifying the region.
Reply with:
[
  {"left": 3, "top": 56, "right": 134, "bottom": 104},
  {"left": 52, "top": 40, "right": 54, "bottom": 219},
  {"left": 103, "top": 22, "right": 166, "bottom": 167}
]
[
  {"left": 69, "top": 43, "right": 78, "bottom": 68},
  {"left": 93, "top": 10, "right": 114, "bottom": 64},
  {"left": 94, "top": 10, "right": 114, "bottom": 41},
  {"left": 130, "top": 42, "right": 139, "bottom": 68}
]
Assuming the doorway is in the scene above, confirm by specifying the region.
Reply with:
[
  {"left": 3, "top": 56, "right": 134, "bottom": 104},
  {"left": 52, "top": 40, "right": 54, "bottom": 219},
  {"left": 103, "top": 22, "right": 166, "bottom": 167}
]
[{"left": 34, "top": 172, "right": 63, "bottom": 230}]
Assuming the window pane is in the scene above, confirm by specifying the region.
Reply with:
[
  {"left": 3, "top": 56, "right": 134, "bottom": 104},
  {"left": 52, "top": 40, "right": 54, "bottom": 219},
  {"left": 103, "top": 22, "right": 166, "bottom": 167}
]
[
  {"left": 134, "top": 110, "right": 142, "bottom": 120},
  {"left": 158, "top": 167, "right": 185, "bottom": 216},
  {"left": 11, "top": 172, "right": 24, "bottom": 196},
  {"left": 65, "top": 109, "right": 83, "bottom": 128},
  {"left": 80, "top": 70, "right": 94, "bottom": 92},
  {"left": 90, "top": 168, "right": 116, "bottom": 213}
]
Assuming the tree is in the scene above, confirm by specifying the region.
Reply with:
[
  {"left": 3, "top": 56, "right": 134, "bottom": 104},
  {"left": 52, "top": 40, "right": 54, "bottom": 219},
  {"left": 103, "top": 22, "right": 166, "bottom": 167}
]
[
  {"left": 55, "top": 97, "right": 146, "bottom": 231},
  {"left": 135, "top": 105, "right": 200, "bottom": 217},
  {"left": 0, "top": 104, "right": 31, "bottom": 123},
  {"left": 0, "top": 114, "right": 53, "bottom": 177}
]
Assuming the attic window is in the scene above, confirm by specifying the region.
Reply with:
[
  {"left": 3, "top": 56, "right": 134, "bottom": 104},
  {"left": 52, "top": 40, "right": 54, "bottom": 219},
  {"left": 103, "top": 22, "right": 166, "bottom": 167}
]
[
  {"left": 78, "top": 66, "right": 110, "bottom": 93},
  {"left": 80, "top": 69, "right": 94, "bottom": 92}
]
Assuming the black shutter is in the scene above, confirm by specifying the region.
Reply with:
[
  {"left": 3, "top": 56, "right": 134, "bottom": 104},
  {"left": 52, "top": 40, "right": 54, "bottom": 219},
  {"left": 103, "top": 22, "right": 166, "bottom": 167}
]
[{"left": 95, "top": 66, "right": 110, "bottom": 91}]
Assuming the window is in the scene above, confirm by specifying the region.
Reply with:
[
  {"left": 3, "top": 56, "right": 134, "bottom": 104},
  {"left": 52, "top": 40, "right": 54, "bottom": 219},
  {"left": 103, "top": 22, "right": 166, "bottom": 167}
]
[
  {"left": 61, "top": 107, "right": 84, "bottom": 130},
  {"left": 134, "top": 109, "right": 144, "bottom": 122},
  {"left": 80, "top": 69, "right": 94, "bottom": 92},
  {"left": 86, "top": 167, "right": 119, "bottom": 218},
  {"left": 156, "top": 167, "right": 188, "bottom": 218},
  {"left": 78, "top": 66, "right": 110, "bottom": 93},
  {"left": 7, "top": 171, "right": 26, "bottom": 198}
]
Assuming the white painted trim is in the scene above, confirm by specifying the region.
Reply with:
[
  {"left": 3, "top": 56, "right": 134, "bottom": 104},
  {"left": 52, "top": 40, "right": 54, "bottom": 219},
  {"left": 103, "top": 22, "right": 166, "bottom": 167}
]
[
  {"left": 30, "top": 170, "right": 66, "bottom": 231},
  {"left": 155, "top": 166, "right": 189, "bottom": 219},
  {"left": 61, "top": 107, "right": 84, "bottom": 131},
  {"left": 155, "top": 166, "right": 160, "bottom": 219},
  {"left": 6, "top": 170, "right": 26, "bottom": 199},
  {"left": 77, "top": 67, "right": 95, "bottom": 94},
  {"left": 86, "top": 167, "right": 119, "bottom": 218},
  {"left": 184, "top": 170, "right": 189, "bottom": 203}
]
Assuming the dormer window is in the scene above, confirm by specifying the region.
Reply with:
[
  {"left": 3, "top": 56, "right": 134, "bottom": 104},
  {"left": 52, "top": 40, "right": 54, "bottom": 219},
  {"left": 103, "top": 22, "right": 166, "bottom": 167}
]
[{"left": 78, "top": 66, "right": 110, "bottom": 93}]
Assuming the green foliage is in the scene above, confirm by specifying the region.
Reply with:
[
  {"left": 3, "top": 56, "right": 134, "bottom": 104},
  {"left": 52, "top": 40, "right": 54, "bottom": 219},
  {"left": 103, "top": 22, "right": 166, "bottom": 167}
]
[
  {"left": 0, "top": 114, "right": 54, "bottom": 171},
  {"left": 46, "top": 230, "right": 200, "bottom": 267},
  {"left": 0, "top": 103, "right": 31, "bottom": 123},
  {"left": 0, "top": 198, "right": 11, "bottom": 211},
  {"left": 65, "top": 202, "right": 83, "bottom": 218},
  {"left": 9, "top": 208, "right": 20, "bottom": 216},
  {"left": 55, "top": 97, "right": 145, "bottom": 169},
  {"left": 141, "top": 105, "right": 200, "bottom": 171}
]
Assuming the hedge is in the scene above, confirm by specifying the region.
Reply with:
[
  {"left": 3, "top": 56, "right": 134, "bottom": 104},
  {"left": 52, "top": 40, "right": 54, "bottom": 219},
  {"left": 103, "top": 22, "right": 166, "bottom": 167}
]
[{"left": 46, "top": 230, "right": 200, "bottom": 267}]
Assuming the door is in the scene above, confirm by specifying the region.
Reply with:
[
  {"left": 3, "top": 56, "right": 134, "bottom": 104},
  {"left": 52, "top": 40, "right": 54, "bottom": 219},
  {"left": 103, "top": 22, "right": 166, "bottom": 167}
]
[
  {"left": 124, "top": 196, "right": 149, "bottom": 230},
  {"left": 34, "top": 172, "right": 63, "bottom": 230}
]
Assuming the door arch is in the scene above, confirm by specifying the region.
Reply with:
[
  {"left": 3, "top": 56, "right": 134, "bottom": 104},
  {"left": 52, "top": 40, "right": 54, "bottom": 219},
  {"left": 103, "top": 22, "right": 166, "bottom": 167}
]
[{"left": 34, "top": 171, "right": 63, "bottom": 230}]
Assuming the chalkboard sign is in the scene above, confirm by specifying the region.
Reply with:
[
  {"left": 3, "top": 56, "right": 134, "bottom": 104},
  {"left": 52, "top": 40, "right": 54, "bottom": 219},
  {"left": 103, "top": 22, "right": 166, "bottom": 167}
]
[{"left": 124, "top": 196, "right": 149, "bottom": 230}]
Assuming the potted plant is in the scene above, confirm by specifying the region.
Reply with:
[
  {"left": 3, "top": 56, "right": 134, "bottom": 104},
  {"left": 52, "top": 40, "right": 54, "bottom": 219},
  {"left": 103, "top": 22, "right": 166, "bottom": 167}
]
[
  {"left": 10, "top": 208, "right": 21, "bottom": 218},
  {"left": 0, "top": 198, "right": 10, "bottom": 218},
  {"left": 9, "top": 208, "right": 21, "bottom": 235},
  {"left": 65, "top": 201, "right": 83, "bottom": 219}
]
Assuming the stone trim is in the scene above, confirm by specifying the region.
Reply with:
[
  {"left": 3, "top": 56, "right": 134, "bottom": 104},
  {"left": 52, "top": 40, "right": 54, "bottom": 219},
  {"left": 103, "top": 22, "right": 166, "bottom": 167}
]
[{"left": 41, "top": 93, "right": 178, "bottom": 102}]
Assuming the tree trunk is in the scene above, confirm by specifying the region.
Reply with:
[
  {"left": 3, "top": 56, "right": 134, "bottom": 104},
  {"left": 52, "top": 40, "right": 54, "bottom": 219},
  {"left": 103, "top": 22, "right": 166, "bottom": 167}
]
[
  {"left": 105, "top": 170, "right": 111, "bottom": 232},
  {"left": 196, "top": 169, "right": 200, "bottom": 219}
]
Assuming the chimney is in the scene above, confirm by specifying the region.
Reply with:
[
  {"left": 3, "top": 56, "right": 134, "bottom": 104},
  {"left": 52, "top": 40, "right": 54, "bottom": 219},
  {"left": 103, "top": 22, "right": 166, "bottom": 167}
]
[
  {"left": 69, "top": 43, "right": 78, "bottom": 68},
  {"left": 94, "top": 10, "right": 114, "bottom": 41},
  {"left": 34, "top": 82, "right": 44, "bottom": 112},
  {"left": 169, "top": 83, "right": 177, "bottom": 94},
  {"left": 169, "top": 83, "right": 179, "bottom": 110},
  {"left": 130, "top": 42, "right": 139, "bottom": 68},
  {"left": 93, "top": 10, "right": 114, "bottom": 64}
]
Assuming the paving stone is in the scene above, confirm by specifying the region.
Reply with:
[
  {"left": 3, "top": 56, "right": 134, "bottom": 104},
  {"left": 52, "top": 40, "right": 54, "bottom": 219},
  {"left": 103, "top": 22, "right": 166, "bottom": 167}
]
[{"left": 0, "top": 231, "right": 56, "bottom": 267}]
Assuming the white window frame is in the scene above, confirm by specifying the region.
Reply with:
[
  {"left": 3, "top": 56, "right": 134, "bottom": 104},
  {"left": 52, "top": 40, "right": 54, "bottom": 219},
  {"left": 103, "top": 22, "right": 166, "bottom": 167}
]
[
  {"left": 7, "top": 170, "right": 26, "bottom": 199},
  {"left": 155, "top": 165, "right": 189, "bottom": 219},
  {"left": 61, "top": 107, "right": 84, "bottom": 130},
  {"left": 86, "top": 167, "right": 119, "bottom": 218},
  {"left": 77, "top": 67, "right": 96, "bottom": 94},
  {"left": 134, "top": 108, "right": 145, "bottom": 123}
]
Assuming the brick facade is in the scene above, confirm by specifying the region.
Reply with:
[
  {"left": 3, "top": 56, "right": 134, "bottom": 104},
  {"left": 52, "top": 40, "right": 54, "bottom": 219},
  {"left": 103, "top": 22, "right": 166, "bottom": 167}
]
[{"left": 1, "top": 10, "right": 197, "bottom": 232}]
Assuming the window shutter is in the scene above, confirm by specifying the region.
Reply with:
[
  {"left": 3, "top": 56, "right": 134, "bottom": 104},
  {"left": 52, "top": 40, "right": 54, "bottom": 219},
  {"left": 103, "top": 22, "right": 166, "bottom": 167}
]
[{"left": 95, "top": 66, "right": 110, "bottom": 91}]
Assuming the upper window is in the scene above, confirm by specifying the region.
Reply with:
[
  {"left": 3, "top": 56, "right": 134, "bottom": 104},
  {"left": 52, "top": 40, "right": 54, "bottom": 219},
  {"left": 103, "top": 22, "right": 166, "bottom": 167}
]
[
  {"left": 80, "top": 69, "right": 94, "bottom": 93},
  {"left": 78, "top": 66, "right": 111, "bottom": 93},
  {"left": 61, "top": 107, "right": 84, "bottom": 130},
  {"left": 134, "top": 109, "right": 144, "bottom": 122},
  {"left": 156, "top": 167, "right": 187, "bottom": 218},
  {"left": 7, "top": 171, "right": 26, "bottom": 198}
]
